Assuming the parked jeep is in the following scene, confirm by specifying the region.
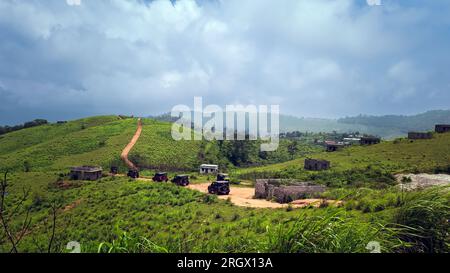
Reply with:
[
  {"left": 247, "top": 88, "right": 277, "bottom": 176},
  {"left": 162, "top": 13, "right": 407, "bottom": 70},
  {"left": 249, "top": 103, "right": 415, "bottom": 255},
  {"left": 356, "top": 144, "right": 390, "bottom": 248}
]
[
  {"left": 152, "top": 172, "right": 169, "bottom": 182},
  {"left": 172, "top": 175, "right": 190, "bottom": 186},
  {"left": 208, "top": 181, "right": 230, "bottom": 195},
  {"left": 217, "top": 173, "right": 230, "bottom": 182},
  {"left": 110, "top": 166, "right": 119, "bottom": 175},
  {"left": 127, "top": 169, "right": 139, "bottom": 179}
]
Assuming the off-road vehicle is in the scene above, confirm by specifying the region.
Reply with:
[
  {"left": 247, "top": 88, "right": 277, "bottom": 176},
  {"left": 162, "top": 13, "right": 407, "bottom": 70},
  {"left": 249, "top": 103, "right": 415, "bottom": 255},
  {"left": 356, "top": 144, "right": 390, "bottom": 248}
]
[
  {"left": 127, "top": 169, "right": 139, "bottom": 179},
  {"left": 217, "top": 173, "right": 230, "bottom": 182},
  {"left": 208, "top": 181, "right": 230, "bottom": 195},
  {"left": 152, "top": 172, "right": 169, "bottom": 182},
  {"left": 172, "top": 175, "right": 190, "bottom": 186},
  {"left": 110, "top": 166, "right": 118, "bottom": 175}
]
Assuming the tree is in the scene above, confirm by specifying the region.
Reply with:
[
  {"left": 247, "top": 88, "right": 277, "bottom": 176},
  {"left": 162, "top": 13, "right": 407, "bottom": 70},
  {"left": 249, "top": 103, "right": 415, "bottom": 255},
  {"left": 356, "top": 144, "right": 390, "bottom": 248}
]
[
  {"left": 287, "top": 140, "right": 299, "bottom": 159},
  {"left": 0, "top": 171, "right": 60, "bottom": 253},
  {"left": 0, "top": 171, "right": 32, "bottom": 253}
]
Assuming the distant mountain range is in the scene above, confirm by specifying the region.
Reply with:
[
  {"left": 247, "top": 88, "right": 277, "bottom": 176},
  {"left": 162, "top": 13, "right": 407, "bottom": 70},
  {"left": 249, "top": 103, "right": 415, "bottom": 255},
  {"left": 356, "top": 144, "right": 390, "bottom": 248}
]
[{"left": 149, "top": 110, "right": 450, "bottom": 139}]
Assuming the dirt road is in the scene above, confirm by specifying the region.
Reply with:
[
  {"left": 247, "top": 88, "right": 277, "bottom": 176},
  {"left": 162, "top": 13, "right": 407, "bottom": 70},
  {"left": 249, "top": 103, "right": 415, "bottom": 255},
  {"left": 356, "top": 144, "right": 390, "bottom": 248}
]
[
  {"left": 187, "top": 183, "right": 338, "bottom": 209},
  {"left": 121, "top": 118, "right": 142, "bottom": 170},
  {"left": 396, "top": 173, "right": 450, "bottom": 191}
]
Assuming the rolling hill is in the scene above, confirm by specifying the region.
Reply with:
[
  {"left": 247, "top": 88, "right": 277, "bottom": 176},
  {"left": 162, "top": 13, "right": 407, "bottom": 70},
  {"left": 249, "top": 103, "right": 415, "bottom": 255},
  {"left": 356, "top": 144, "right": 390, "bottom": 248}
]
[
  {"left": 0, "top": 116, "right": 208, "bottom": 173},
  {"left": 237, "top": 132, "right": 450, "bottom": 187},
  {"left": 0, "top": 115, "right": 448, "bottom": 253}
]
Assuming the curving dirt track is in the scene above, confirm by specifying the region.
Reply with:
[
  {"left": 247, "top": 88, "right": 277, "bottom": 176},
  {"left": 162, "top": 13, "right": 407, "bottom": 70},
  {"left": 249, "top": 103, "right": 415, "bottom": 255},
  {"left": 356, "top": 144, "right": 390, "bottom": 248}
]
[
  {"left": 121, "top": 118, "right": 142, "bottom": 170},
  {"left": 187, "top": 183, "right": 338, "bottom": 209}
]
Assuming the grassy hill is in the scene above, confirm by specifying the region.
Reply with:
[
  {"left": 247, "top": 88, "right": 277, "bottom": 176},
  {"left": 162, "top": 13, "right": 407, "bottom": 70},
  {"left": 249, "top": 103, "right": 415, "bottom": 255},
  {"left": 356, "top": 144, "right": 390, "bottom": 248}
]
[
  {"left": 128, "top": 119, "right": 204, "bottom": 171},
  {"left": 237, "top": 133, "right": 450, "bottom": 187},
  {"left": 0, "top": 115, "right": 448, "bottom": 253},
  {"left": 0, "top": 116, "right": 211, "bottom": 173},
  {"left": 0, "top": 116, "right": 136, "bottom": 172}
]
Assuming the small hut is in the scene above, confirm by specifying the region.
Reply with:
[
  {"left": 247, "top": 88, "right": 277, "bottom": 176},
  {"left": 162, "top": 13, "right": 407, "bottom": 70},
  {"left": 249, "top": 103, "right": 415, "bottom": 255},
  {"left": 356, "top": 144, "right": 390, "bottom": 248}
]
[
  {"left": 70, "top": 166, "right": 103, "bottom": 181},
  {"left": 304, "top": 159, "right": 331, "bottom": 171},
  {"left": 408, "top": 132, "right": 433, "bottom": 140},
  {"left": 435, "top": 124, "right": 450, "bottom": 134},
  {"left": 199, "top": 164, "right": 219, "bottom": 174},
  {"left": 360, "top": 137, "right": 381, "bottom": 145}
]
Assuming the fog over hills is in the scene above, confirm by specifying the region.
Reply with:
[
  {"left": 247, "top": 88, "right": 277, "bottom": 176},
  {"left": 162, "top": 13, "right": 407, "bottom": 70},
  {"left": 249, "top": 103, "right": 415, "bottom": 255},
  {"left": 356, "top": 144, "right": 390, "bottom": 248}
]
[{"left": 151, "top": 110, "right": 450, "bottom": 139}]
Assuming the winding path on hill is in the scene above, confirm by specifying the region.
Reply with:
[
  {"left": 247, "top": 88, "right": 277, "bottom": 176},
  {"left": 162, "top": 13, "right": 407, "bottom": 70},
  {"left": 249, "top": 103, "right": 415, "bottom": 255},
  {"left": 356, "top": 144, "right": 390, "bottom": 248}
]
[{"left": 121, "top": 118, "right": 142, "bottom": 170}]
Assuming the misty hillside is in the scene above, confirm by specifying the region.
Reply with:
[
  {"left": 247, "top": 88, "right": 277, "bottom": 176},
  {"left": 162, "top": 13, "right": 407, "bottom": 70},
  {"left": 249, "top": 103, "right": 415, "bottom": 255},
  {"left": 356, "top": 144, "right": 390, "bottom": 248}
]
[
  {"left": 151, "top": 110, "right": 450, "bottom": 139},
  {"left": 337, "top": 110, "right": 450, "bottom": 132}
]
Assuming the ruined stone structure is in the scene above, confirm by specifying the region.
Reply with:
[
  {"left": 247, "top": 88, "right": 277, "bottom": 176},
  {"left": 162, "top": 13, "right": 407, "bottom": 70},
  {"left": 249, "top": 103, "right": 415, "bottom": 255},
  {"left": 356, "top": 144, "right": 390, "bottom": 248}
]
[
  {"left": 304, "top": 159, "right": 331, "bottom": 171},
  {"left": 435, "top": 124, "right": 450, "bottom": 134},
  {"left": 326, "top": 143, "right": 344, "bottom": 152},
  {"left": 70, "top": 166, "right": 103, "bottom": 181},
  {"left": 408, "top": 132, "right": 433, "bottom": 140},
  {"left": 360, "top": 137, "right": 381, "bottom": 145},
  {"left": 255, "top": 179, "right": 326, "bottom": 203}
]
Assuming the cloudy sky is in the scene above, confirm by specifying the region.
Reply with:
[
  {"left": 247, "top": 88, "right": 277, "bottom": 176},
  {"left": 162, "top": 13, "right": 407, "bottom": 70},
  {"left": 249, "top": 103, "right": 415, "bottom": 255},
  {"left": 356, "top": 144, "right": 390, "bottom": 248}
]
[{"left": 1, "top": 0, "right": 450, "bottom": 124}]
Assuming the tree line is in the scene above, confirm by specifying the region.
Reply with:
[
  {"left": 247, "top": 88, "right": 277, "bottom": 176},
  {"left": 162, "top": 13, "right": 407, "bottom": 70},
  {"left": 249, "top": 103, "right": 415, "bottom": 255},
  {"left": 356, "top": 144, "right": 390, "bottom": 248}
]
[{"left": 0, "top": 119, "right": 48, "bottom": 136}]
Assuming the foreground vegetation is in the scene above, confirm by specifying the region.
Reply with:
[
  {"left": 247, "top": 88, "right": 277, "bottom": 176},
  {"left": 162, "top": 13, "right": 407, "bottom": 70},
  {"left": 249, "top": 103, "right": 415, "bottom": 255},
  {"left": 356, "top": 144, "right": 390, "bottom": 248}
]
[{"left": 0, "top": 172, "right": 447, "bottom": 253}]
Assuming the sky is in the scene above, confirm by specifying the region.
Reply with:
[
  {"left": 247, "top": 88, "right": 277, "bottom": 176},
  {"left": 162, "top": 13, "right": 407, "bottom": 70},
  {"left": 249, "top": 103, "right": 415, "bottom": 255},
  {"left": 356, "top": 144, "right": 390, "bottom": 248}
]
[{"left": 1, "top": 0, "right": 450, "bottom": 125}]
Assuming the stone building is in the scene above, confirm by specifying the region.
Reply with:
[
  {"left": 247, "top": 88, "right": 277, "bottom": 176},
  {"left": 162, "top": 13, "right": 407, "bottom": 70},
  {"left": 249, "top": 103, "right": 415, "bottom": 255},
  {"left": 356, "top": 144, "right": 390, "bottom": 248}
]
[
  {"left": 360, "top": 137, "right": 381, "bottom": 145},
  {"left": 408, "top": 132, "right": 433, "bottom": 140},
  {"left": 435, "top": 124, "right": 450, "bottom": 134},
  {"left": 70, "top": 166, "right": 103, "bottom": 181},
  {"left": 255, "top": 179, "right": 326, "bottom": 203},
  {"left": 199, "top": 164, "right": 219, "bottom": 174},
  {"left": 326, "top": 143, "right": 344, "bottom": 152},
  {"left": 304, "top": 158, "right": 331, "bottom": 171}
]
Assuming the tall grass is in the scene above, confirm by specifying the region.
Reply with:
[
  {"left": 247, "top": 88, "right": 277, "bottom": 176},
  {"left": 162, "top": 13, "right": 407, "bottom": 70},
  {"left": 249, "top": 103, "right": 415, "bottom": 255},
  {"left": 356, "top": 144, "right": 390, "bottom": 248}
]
[
  {"left": 97, "top": 231, "right": 169, "bottom": 253},
  {"left": 265, "top": 209, "right": 403, "bottom": 253},
  {"left": 392, "top": 186, "right": 449, "bottom": 253}
]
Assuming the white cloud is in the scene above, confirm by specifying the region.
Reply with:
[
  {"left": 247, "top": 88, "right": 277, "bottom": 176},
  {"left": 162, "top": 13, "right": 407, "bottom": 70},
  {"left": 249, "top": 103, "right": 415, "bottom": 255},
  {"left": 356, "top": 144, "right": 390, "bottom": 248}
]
[{"left": 0, "top": 0, "right": 450, "bottom": 123}]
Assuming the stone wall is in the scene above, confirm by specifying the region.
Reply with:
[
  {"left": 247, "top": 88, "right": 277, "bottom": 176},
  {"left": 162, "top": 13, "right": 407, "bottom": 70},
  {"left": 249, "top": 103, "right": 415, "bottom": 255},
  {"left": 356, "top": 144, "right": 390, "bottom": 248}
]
[{"left": 255, "top": 179, "right": 326, "bottom": 203}]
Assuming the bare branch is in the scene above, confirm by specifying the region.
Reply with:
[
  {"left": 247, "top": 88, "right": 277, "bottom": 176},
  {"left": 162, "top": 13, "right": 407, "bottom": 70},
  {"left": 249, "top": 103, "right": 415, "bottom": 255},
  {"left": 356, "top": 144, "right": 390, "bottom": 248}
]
[
  {"left": 47, "top": 202, "right": 57, "bottom": 253},
  {"left": 0, "top": 171, "right": 18, "bottom": 253}
]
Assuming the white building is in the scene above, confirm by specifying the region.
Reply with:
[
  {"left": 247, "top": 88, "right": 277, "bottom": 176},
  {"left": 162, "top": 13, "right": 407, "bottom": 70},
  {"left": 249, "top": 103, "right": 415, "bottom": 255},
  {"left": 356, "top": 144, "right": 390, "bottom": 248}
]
[{"left": 199, "top": 164, "right": 219, "bottom": 174}]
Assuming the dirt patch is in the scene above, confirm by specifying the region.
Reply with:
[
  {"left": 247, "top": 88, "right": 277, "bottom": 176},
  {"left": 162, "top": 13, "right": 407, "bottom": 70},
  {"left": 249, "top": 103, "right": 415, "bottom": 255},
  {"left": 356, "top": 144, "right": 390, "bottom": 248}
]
[
  {"left": 50, "top": 180, "right": 82, "bottom": 190},
  {"left": 63, "top": 199, "right": 82, "bottom": 212},
  {"left": 396, "top": 173, "right": 450, "bottom": 191},
  {"left": 187, "top": 183, "right": 339, "bottom": 209}
]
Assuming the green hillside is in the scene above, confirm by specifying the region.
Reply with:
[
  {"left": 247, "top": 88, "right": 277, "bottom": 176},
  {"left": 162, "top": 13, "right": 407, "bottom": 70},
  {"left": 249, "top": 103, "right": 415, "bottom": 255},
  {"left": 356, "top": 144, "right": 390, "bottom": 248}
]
[
  {"left": 0, "top": 116, "right": 211, "bottom": 173},
  {"left": 0, "top": 116, "right": 136, "bottom": 172},
  {"left": 0, "top": 115, "right": 448, "bottom": 253},
  {"left": 129, "top": 119, "right": 203, "bottom": 171},
  {"left": 237, "top": 133, "right": 450, "bottom": 187}
]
